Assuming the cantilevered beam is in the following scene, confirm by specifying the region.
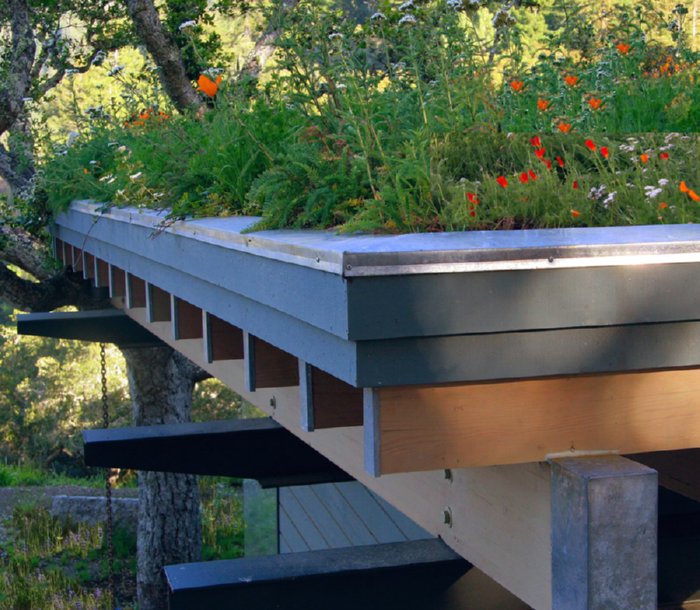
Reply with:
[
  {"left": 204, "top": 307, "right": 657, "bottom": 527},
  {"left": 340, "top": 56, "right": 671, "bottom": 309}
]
[
  {"left": 165, "top": 539, "right": 471, "bottom": 610},
  {"left": 83, "top": 418, "right": 352, "bottom": 487},
  {"left": 16, "top": 309, "right": 160, "bottom": 347}
]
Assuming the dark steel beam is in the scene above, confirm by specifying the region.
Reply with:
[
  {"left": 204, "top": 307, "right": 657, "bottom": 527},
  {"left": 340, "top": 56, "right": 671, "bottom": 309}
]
[
  {"left": 16, "top": 309, "right": 161, "bottom": 347},
  {"left": 165, "top": 539, "right": 471, "bottom": 610},
  {"left": 83, "top": 418, "right": 352, "bottom": 487}
]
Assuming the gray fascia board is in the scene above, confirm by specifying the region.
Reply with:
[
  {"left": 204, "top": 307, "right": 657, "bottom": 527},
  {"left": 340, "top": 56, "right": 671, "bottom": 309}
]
[{"left": 55, "top": 205, "right": 351, "bottom": 339}]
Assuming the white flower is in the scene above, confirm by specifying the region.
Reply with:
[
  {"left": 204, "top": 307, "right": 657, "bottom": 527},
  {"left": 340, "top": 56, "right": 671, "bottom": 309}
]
[
  {"left": 178, "top": 20, "right": 197, "bottom": 31},
  {"left": 398, "top": 14, "right": 417, "bottom": 25},
  {"left": 89, "top": 160, "right": 97, "bottom": 165},
  {"left": 447, "top": 0, "right": 463, "bottom": 8},
  {"left": 370, "top": 12, "right": 386, "bottom": 20},
  {"left": 603, "top": 191, "right": 617, "bottom": 206},
  {"left": 658, "top": 178, "right": 669, "bottom": 186},
  {"left": 644, "top": 186, "right": 663, "bottom": 199},
  {"left": 107, "top": 65, "right": 124, "bottom": 77},
  {"left": 129, "top": 172, "right": 143, "bottom": 181},
  {"left": 328, "top": 32, "right": 343, "bottom": 40},
  {"left": 398, "top": 0, "right": 414, "bottom": 11}
]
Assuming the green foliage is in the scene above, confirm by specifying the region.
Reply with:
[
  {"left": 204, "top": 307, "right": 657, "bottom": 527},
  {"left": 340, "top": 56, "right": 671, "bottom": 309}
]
[{"left": 37, "top": 0, "right": 700, "bottom": 234}]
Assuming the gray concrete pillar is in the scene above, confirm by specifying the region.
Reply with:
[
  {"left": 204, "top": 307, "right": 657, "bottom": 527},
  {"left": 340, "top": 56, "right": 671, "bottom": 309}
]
[{"left": 550, "top": 455, "right": 657, "bottom": 610}]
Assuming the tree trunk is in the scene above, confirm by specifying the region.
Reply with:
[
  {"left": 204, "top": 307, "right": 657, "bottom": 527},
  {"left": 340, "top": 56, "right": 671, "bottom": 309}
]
[
  {"left": 122, "top": 346, "right": 202, "bottom": 610},
  {"left": 126, "top": 0, "right": 201, "bottom": 112}
]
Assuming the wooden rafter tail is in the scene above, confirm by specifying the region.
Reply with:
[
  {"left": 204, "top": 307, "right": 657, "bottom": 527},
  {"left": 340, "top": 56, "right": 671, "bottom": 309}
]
[
  {"left": 126, "top": 273, "right": 146, "bottom": 308},
  {"left": 244, "top": 333, "right": 299, "bottom": 392},
  {"left": 96, "top": 258, "right": 109, "bottom": 288},
  {"left": 300, "top": 361, "right": 362, "bottom": 432},
  {"left": 204, "top": 312, "right": 244, "bottom": 363},
  {"left": 109, "top": 264, "right": 126, "bottom": 299},
  {"left": 147, "top": 283, "right": 171, "bottom": 322},
  {"left": 173, "top": 297, "right": 203, "bottom": 341}
]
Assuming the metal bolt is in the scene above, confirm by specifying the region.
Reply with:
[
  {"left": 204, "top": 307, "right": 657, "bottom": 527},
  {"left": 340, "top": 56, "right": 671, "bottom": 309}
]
[
  {"left": 443, "top": 506, "right": 453, "bottom": 528},
  {"left": 444, "top": 468, "right": 453, "bottom": 482},
  {"left": 269, "top": 396, "right": 276, "bottom": 409}
]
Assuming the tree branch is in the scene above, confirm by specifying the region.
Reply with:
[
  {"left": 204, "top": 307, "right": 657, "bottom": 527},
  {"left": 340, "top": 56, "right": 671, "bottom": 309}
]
[
  {"left": 126, "top": 0, "right": 201, "bottom": 113},
  {"left": 0, "top": 224, "right": 54, "bottom": 281}
]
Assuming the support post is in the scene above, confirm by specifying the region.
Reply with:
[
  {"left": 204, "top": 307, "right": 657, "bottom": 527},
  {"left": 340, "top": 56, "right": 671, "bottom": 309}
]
[{"left": 550, "top": 455, "right": 657, "bottom": 610}]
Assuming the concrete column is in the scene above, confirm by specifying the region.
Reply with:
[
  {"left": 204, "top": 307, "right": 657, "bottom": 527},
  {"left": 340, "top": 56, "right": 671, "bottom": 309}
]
[{"left": 550, "top": 455, "right": 657, "bottom": 610}]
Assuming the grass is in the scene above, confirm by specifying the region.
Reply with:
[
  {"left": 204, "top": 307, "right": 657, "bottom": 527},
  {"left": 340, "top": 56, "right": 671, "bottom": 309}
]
[
  {"left": 0, "top": 475, "right": 245, "bottom": 609},
  {"left": 0, "top": 464, "right": 104, "bottom": 488}
]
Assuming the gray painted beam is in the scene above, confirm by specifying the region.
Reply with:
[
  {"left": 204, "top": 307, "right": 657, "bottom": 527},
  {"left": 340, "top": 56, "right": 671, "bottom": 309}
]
[
  {"left": 16, "top": 310, "right": 161, "bottom": 347},
  {"left": 550, "top": 455, "right": 657, "bottom": 610},
  {"left": 83, "top": 418, "right": 352, "bottom": 486},
  {"left": 165, "top": 539, "right": 471, "bottom": 610}
]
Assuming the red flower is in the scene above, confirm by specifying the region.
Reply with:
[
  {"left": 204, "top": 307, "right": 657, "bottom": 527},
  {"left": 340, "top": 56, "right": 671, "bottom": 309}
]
[
  {"left": 556, "top": 156, "right": 565, "bottom": 167},
  {"left": 585, "top": 139, "right": 596, "bottom": 151},
  {"left": 496, "top": 176, "right": 508, "bottom": 188},
  {"left": 466, "top": 192, "right": 479, "bottom": 204},
  {"left": 535, "top": 147, "right": 546, "bottom": 159},
  {"left": 659, "top": 152, "right": 670, "bottom": 160},
  {"left": 564, "top": 75, "right": 578, "bottom": 87},
  {"left": 600, "top": 146, "right": 609, "bottom": 159},
  {"left": 537, "top": 99, "right": 550, "bottom": 111},
  {"left": 616, "top": 43, "right": 630, "bottom": 55},
  {"left": 571, "top": 209, "right": 581, "bottom": 218},
  {"left": 587, "top": 98, "right": 603, "bottom": 110},
  {"left": 557, "top": 123, "right": 572, "bottom": 133},
  {"left": 544, "top": 159, "right": 552, "bottom": 170},
  {"left": 528, "top": 169, "right": 537, "bottom": 180},
  {"left": 510, "top": 80, "right": 524, "bottom": 92},
  {"left": 572, "top": 180, "right": 579, "bottom": 189},
  {"left": 530, "top": 136, "right": 542, "bottom": 148},
  {"left": 519, "top": 172, "right": 529, "bottom": 183}
]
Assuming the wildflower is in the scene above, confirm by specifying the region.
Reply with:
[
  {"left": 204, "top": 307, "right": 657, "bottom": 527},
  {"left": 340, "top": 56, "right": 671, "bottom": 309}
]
[
  {"left": 680, "top": 181, "right": 700, "bottom": 202},
  {"left": 519, "top": 172, "right": 529, "bottom": 183},
  {"left": 600, "top": 146, "right": 609, "bottom": 159},
  {"left": 447, "top": 0, "right": 463, "bottom": 8},
  {"left": 83, "top": 168, "right": 89, "bottom": 174},
  {"left": 528, "top": 169, "right": 537, "bottom": 180},
  {"left": 659, "top": 202, "right": 668, "bottom": 209},
  {"left": 466, "top": 192, "right": 479, "bottom": 204},
  {"left": 557, "top": 123, "right": 572, "bottom": 133},
  {"left": 129, "top": 172, "right": 143, "bottom": 180},
  {"left": 658, "top": 178, "right": 670, "bottom": 186},
  {"left": 585, "top": 139, "right": 596, "bottom": 151},
  {"left": 178, "top": 20, "right": 197, "bottom": 31},
  {"left": 588, "top": 98, "right": 603, "bottom": 110},
  {"left": 659, "top": 152, "right": 670, "bottom": 160},
  {"left": 398, "top": 14, "right": 417, "bottom": 25},
  {"left": 197, "top": 74, "right": 222, "bottom": 98},
  {"left": 556, "top": 156, "right": 565, "bottom": 167},
  {"left": 496, "top": 176, "right": 508, "bottom": 188},
  {"left": 510, "top": 80, "right": 524, "bottom": 92},
  {"left": 616, "top": 43, "right": 630, "bottom": 55},
  {"left": 370, "top": 12, "right": 386, "bottom": 20},
  {"left": 544, "top": 159, "right": 552, "bottom": 169},
  {"left": 571, "top": 209, "right": 581, "bottom": 218},
  {"left": 564, "top": 75, "right": 578, "bottom": 87},
  {"left": 644, "top": 186, "right": 663, "bottom": 199},
  {"left": 398, "top": 0, "right": 414, "bottom": 10},
  {"left": 572, "top": 180, "right": 579, "bottom": 189},
  {"left": 603, "top": 191, "right": 617, "bottom": 206},
  {"left": 639, "top": 154, "right": 649, "bottom": 164},
  {"left": 537, "top": 98, "right": 550, "bottom": 111},
  {"left": 534, "top": 147, "right": 546, "bottom": 159},
  {"left": 530, "top": 136, "right": 542, "bottom": 148}
]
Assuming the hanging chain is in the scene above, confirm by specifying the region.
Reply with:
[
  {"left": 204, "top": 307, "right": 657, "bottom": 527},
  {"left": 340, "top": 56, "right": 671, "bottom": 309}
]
[{"left": 101, "top": 343, "right": 116, "bottom": 607}]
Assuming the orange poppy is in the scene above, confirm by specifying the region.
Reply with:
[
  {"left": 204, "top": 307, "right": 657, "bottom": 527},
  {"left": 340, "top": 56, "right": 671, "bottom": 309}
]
[
  {"left": 588, "top": 98, "right": 603, "bottom": 110},
  {"left": 537, "top": 98, "right": 550, "bottom": 111},
  {"left": 616, "top": 43, "right": 630, "bottom": 55},
  {"left": 564, "top": 75, "right": 578, "bottom": 87},
  {"left": 198, "top": 74, "right": 222, "bottom": 98},
  {"left": 640, "top": 154, "right": 649, "bottom": 164},
  {"left": 681, "top": 181, "right": 700, "bottom": 202},
  {"left": 571, "top": 209, "right": 581, "bottom": 218},
  {"left": 600, "top": 146, "right": 609, "bottom": 159},
  {"left": 510, "top": 80, "right": 524, "bottom": 92},
  {"left": 557, "top": 123, "right": 572, "bottom": 133},
  {"left": 659, "top": 202, "right": 668, "bottom": 210}
]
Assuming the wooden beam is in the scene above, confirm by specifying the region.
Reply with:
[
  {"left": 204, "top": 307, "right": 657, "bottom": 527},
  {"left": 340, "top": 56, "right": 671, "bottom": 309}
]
[
  {"left": 364, "top": 369, "right": 700, "bottom": 475},
  {"left": 16, "top": 310, "right": 160, "bottom": 346},
  {"left": 204, "top": 313, "right": 244, "bottom": 363},
  {"left": 126, "top": 273, "right": 146, "bottom": 308},
  {"left": 631, "top": 449, "right": 700, "bottom": 504},
  {"left": 109, "top": 265, "right": 126, "bottom": 299},
  {"left": 119, "top": 304, "right": 555, "bottom": 610},
  {"left": 165, "top": 539, "right": 470, "bottom": 610},
  {"left": 147, "top": 283, "right": 171, "bottom": 322},
  {"left": 84, "top": 252, "right": 95, "bottom": 281},
  {"left": 83, "top": 418, "right": 352, "bottom": 487},
  {"left": 95, "top": 258, "right": 109, "bottom": 288},
  {"left": 173, "top": 297, "right": 203, "bottom": 340},
  {"left": 300, "top": 362, "right": 363, "bottom": 431},
  {"left": 71, "top": 246, "right": 83, "bottom": 273},
  {"left": 245, "top": 333, "right": 299, "bottom": 392}
]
